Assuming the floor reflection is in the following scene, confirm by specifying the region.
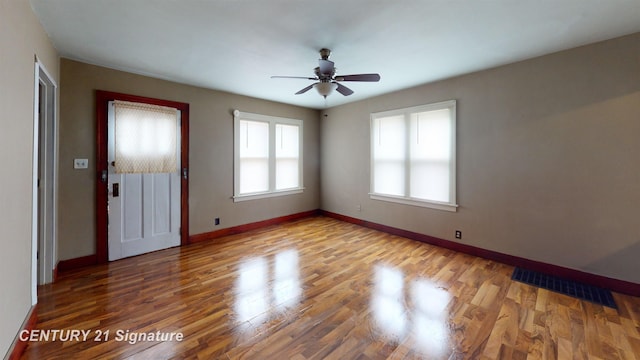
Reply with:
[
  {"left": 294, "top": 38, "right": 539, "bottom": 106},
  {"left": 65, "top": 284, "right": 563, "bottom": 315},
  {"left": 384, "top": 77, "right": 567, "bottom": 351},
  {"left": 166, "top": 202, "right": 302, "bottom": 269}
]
[
  {"left": 235, "top": 256, "right": 270, "bottom": 327},
  {"left": 371, "top": 265, "right": 407, "bottom": 341},
  {"left": 371, "top": 264, "right": 451, "bottom": 357},
  {"left": 410, "top": 277, "right": 450, "bottom": 355},
  {"left": 273, "top": 249, "right": 302, "bottom": 311},
  {"left": 233, "top": 249, "right": 301, "bottom": 337}
]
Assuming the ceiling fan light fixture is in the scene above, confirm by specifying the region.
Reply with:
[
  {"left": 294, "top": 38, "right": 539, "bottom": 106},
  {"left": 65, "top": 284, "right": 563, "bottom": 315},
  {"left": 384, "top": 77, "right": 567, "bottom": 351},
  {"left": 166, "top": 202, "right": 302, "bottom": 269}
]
[{"left": 315, "top": 82, "right": 337, "bottom": 98}]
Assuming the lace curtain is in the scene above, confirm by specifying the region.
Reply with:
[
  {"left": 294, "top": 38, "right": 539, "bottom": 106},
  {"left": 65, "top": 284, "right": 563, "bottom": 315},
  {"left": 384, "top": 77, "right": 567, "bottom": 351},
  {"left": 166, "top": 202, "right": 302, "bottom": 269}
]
[{"left": 114, "top": 100, "right": 178, "bottom": 173}]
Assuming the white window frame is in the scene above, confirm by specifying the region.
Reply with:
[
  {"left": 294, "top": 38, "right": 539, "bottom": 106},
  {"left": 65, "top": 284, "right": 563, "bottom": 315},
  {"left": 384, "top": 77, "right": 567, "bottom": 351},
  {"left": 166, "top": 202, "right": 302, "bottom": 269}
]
[
  {"left": 233, "top": 110, "right": 304, "bottom": 202},
  {"left": 370, "top": 100, "right": 458, "bottom": 212}
]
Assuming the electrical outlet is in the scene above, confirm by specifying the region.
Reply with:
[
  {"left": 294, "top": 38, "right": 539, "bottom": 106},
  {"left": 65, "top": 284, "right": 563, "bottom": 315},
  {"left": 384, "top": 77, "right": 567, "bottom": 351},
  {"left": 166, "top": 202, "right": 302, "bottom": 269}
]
[
  {"left": 214, "top": 218, "right": 220, "bottom": 226},
  {"left": 73, "top": 158, "right": 88, "bottom": 169},
  {"left": 356, "top": 204, "right": 362, "bottom": 211},
  {"left": 455, "top": 230, "right": 462, "bottom": 239}
]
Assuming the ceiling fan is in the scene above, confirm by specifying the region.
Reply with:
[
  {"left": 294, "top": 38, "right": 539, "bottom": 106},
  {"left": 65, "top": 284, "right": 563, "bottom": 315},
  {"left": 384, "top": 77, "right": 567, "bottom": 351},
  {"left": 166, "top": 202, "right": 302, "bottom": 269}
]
[{"left": 271, "top": 48, "right": 381, "bottom": 98}]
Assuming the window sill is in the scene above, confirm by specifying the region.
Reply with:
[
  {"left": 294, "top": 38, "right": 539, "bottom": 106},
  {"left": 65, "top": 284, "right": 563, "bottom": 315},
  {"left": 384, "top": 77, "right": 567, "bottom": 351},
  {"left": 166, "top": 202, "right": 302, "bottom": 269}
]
[
  {"left": 369, "top": 193, "right": 458, "bottom": 212},
  {"left": 233, "top": 188, "right": 304, "bottom": 202}
]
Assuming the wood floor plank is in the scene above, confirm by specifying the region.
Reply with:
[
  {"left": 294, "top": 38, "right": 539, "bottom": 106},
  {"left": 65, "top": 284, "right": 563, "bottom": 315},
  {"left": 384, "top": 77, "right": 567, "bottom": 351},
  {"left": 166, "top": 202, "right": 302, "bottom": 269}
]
[{"left": 20, "top": 216, "right": 640, "bottom": 359}]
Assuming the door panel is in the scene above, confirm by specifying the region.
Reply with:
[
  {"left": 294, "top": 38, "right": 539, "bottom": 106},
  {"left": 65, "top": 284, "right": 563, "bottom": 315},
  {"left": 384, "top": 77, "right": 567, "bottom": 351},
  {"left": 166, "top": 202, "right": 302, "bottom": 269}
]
[
  {"left": 152, "top": 173, "right": 172, "bottom": 235},
  {"left": 122, "top": 174, "right": 143, "bottom": 242}
]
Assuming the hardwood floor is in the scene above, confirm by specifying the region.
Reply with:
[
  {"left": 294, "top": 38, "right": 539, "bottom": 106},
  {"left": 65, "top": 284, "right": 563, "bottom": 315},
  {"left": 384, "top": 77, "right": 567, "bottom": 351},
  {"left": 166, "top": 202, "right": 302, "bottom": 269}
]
[{"left": 22, "top": 216, "right": 640, "bottom": 359}]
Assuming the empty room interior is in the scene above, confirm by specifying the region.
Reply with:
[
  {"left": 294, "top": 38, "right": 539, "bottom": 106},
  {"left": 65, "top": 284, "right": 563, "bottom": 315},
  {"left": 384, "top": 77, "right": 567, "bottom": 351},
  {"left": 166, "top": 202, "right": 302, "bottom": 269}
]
[{"left": 3, "top": 1, "right": 640, "bottom": 359}]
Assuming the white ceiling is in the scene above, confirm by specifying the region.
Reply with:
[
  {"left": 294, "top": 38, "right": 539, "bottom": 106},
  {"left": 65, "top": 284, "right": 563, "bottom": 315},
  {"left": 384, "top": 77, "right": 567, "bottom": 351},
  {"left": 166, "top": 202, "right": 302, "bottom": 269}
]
[{"left": 30, "top": 0, "right": 640, "bottom": 110}]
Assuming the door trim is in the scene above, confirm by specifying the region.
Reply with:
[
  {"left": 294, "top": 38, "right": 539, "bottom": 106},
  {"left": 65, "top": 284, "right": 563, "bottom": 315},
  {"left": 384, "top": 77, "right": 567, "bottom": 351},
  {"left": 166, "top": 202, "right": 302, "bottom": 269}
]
[
  {"left": 32, "top": 58, "right": 58, "bottom": 298},
  {"left": 96, "top": 90, "right": 189, "bottom": 263}
]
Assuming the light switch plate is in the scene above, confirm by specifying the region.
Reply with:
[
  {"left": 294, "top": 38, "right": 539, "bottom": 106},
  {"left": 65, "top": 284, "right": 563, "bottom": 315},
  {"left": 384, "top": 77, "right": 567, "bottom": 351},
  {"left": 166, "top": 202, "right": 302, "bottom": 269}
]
[{"left": 74, "top": 158, "right": 88, "bottom": 169}]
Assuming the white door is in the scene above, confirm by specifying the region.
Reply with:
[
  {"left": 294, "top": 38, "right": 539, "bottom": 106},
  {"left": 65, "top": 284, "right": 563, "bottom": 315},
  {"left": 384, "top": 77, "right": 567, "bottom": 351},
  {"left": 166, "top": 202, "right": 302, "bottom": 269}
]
[{"left": 107, "top": 102, "right": 181, "bottom": 261}]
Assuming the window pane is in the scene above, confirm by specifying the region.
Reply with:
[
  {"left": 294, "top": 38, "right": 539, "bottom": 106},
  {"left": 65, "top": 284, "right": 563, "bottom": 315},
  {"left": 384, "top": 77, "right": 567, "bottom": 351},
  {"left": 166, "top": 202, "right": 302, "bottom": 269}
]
[
  {"left": 373, "top": 161, "right": 405, "bottom": 196},
  {"left": 114, "top": 100, "right": 178, "bottom": 173},
  {"left": 373, "top": 115, "right": 405, "bottom": 160},
  {"left": 240, "top": 159, "right": 269, "bottom": 194},
  {"left": 275, "top": 124, "right": 300, "bottom": 190},
  {"left": 411, "top": 109, "right": 451, "bottom": 161},
  {"left": 275, "top": 124, "right": 299, "bottom": 158},
  {"left": 239, "top": 120, "right": 269, "bottom": 158},
  {"left": 239, "top": 120, "right": 269, "bottom": 194},
  {"left": 410, "top": 161, "right": 450, "bottom": 202},
  {"left": 373, "top": 115, "right": 405, "bottom": 196},
  {"left": 410, "top": 108, "right": 451, "bottom": 202},
  {"left": 276, "top": 158, "right": 299, "bottom": 190}
]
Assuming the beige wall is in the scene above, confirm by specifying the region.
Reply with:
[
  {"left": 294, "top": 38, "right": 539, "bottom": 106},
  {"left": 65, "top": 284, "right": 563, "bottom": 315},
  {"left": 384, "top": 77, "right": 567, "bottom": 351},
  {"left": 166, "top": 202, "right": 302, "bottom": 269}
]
[
  {"left": 321, "top": 33, "right": 640, "bottom": 283},
  {"left": 58, "top": 59, "right": 321, "bottom": 260},
  {"left": 3, "top": 7, "right": 639, "bottom": 356},
  {"left": 3, "top": 0, "right": 636, "bottom": 355},
  {"left": 0, "top": 0, "right": 59, "bottom": 357}
]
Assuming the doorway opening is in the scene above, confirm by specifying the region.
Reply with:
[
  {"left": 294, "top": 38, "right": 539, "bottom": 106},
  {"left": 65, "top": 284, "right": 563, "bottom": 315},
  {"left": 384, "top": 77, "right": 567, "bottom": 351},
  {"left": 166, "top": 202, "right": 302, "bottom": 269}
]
[{"left": 32, "top": 59, "right": 57, "bottom": 297}]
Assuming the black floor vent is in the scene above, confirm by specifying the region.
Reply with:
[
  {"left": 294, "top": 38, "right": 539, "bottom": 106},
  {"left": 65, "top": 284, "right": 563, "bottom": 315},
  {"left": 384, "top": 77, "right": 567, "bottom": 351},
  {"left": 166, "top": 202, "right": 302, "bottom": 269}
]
[{"left": 512, "top": 267, "right": 617, "bottom": 309}]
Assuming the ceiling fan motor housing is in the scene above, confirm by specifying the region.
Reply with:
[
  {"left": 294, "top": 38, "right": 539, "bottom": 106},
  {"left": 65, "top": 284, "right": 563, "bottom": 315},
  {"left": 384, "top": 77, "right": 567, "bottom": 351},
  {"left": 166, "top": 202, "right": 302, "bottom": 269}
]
[{"left": 315, "top": 67, "right": 335, "bottom": 80}]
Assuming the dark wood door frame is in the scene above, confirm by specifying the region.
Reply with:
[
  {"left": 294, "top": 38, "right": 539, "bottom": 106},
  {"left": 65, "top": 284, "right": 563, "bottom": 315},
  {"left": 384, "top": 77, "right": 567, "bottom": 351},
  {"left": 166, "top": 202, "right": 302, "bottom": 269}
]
[{"left": 95, "top": 90, "right": 190, "bottom": 263}]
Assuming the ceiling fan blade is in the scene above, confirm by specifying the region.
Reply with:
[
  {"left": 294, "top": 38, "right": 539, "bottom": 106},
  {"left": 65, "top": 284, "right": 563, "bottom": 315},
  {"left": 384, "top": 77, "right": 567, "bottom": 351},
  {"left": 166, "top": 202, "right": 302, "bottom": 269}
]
[
  {"left": 335, "top": 82, "right": 354, "bottom": 96},
  {"left": 334, "top": 73, "right": 381, "bottom": 82},
  {"left": 318, "top": 59, "right": 335, "bottom": 75},
  {"left": 271, "top": 76, "right": 317, "bottom": 80},
  {"left": 295, "top": 83, "right": 316, "bottom": 95}
]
